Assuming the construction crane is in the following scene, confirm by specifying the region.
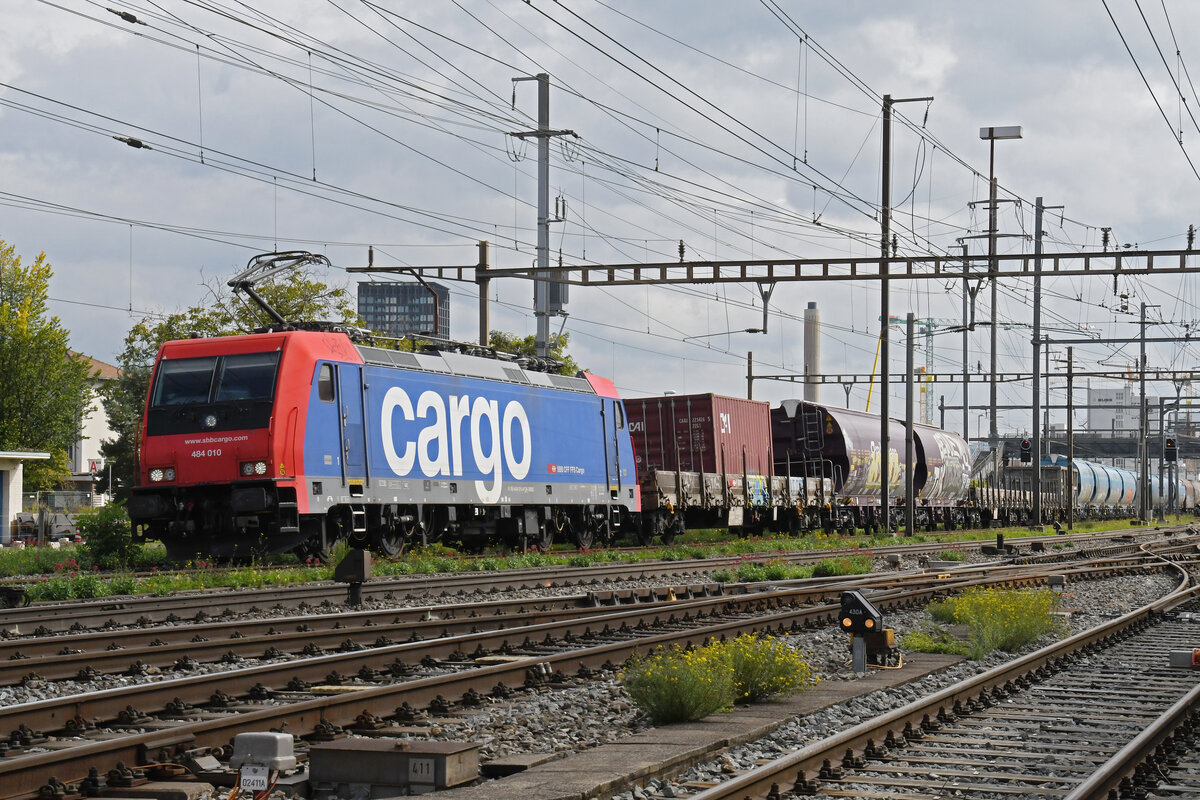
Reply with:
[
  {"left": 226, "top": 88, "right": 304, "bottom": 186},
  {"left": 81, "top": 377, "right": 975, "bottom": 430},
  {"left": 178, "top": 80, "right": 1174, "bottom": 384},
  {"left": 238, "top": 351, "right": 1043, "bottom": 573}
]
[{"left": 870, "top": 315, "right": 960, "bottom": 424}]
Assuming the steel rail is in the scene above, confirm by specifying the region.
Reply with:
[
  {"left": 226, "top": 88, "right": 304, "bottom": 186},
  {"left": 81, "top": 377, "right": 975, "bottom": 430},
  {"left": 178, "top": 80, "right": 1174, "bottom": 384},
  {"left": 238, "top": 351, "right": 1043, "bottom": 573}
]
[
  {"left": 0, "top": 552, "right": 1170, "bottom": 685},
  {"left": 0, "top": 561, "right": 1101, "bottom": 797},
  {"left": 685, "top": 558, "right": 1197, "bottom": 800}
]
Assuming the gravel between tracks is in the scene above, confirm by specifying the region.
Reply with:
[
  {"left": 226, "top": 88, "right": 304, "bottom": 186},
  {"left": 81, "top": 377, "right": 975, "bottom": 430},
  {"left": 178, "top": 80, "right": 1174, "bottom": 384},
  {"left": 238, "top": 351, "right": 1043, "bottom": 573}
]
[
  {"left": 5, "top": 558, "right": 1179, "bottom": 800},
  {"left": 342, "top": 564, "right": 1178, "bottom": 799}
]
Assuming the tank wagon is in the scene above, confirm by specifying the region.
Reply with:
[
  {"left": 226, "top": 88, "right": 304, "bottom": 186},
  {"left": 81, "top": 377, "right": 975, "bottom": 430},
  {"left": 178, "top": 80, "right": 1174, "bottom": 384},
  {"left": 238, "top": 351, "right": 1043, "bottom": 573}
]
[
  {"left": 127, "top": 328, "right": 639, "bottom": 560},
  {"left": 770, "top": 399, "right": 973, "bottom": 533}
]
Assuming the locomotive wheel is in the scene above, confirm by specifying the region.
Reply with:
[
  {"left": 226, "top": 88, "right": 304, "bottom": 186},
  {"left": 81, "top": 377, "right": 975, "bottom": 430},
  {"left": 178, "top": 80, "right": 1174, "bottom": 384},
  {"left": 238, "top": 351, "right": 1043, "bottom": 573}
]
[
  {"left": 375, "top": 526, "right": 406, "bottom": 558},
  {"left": 294, "top": 536, "right": 332, "bottom": 564},
  {"left": 596, "top": 518, "right": 615, "bottom": 547},
  {"left": 164, "top": 541, "right": 200, "bottom": 563},
  {"left": 570, "top": 513, "right": 594, "bottom": 550},
  {"left": 533, "top": 520, "right": 555, "bottom": 551}
]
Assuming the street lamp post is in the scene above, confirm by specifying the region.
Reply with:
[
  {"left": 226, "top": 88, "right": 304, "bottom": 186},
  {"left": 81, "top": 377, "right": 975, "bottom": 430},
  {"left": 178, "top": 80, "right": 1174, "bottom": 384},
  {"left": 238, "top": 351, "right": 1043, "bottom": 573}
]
[{"left": 979, "top": 125, "right": 1022, "bottom": 449}]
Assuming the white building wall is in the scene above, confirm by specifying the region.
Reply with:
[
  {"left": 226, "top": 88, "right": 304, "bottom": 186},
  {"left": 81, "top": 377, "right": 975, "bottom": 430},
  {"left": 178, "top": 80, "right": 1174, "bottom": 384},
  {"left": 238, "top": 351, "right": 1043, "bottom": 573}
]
[
  {"left": 0, "top": 454, "right": 49, "bottom": 545},
  {"left": 1088, "top": 386, "right": 1134, "bottom": 434}
]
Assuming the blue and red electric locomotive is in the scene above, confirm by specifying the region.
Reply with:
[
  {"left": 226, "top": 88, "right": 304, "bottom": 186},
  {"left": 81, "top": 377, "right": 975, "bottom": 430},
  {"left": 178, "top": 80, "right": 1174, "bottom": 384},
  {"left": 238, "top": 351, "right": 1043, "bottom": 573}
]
[
  {"left": 127, "top": 253, "right": 638, "bottom": 560},
  {"left": 127, "top": 328, "right": 639, "bottom": 559}
]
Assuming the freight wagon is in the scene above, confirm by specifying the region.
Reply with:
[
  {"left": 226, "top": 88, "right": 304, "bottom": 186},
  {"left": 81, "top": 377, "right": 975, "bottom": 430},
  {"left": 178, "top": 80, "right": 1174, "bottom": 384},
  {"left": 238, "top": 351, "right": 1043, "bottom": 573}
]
[
  {"left": 624, "top": 394, "right": 826, "bottom": 540},
  {"left": 770, "top": 399, "right": 974, "bottom": 533}
]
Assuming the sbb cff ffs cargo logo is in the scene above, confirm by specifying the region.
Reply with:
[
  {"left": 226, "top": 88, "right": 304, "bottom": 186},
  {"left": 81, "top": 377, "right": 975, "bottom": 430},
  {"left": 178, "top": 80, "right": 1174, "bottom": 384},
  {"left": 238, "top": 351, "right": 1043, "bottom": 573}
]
[{"left": 380, "top": 386, "right": 532, "bottom": 503}]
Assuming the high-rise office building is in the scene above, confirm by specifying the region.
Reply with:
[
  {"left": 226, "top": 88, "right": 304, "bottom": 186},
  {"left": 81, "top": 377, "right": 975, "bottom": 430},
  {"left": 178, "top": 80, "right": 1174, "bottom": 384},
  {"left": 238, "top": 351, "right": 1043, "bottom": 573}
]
[{"left": 357, "top": 281, "right": 450, "bottom": 339}]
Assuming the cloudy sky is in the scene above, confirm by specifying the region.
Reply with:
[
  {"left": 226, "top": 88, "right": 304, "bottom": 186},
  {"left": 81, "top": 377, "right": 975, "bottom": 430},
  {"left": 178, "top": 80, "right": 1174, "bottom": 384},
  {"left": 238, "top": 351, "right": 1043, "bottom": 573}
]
[{"left": 4, "top": 1, "right": 1199, "bottom": 440}]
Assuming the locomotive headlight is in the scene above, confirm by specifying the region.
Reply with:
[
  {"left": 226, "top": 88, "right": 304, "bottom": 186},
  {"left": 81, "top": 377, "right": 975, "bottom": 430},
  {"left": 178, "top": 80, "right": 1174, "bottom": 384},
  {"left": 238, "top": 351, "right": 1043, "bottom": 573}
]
[
  {"left": 149, "top": 467, "right": 175, "bottom": 483},
  {"left": 254, "top": 461, "right": 267, "bottom": 475},
  {"left": 149, "top": 468, "right": 164, "bottom": 482},
  {"left": 241, "top": 462, "right": 254, "bottom": 476},
  {"left": 164, "top": 467, "right": 175, "bottom": 482},
  {"left": 202, "top": 414, "right": 218, "bottom": 429},
  {"left": 241, "top": 460, "right": 268, "bottom": 477}
]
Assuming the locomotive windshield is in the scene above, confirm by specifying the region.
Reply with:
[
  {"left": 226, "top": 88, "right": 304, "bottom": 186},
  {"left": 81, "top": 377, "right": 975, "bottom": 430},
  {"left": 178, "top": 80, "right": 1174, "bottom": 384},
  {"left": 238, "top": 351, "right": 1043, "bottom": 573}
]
[
  {"left": 152, "top": 353, "right": 280, "bottom": 406},
  {"left": 146, "top": 351, "right": 281, "bottom": 435}
]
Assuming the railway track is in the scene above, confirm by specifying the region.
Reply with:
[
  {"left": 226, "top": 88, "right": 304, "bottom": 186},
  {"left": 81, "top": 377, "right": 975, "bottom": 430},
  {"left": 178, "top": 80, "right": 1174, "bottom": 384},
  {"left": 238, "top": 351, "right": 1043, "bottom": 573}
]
[
  {"left": 681, "top": 561, "right": 1200, "bottom": 799},
  {"left": 0, "top": 553, "right": 1185, "bottom": 797},
  {"left": 0, "top": 548, "right": 1175, "bottom": 687},
  {"left": 0, "top": 527, "right": 1177, "bottom": 636}
]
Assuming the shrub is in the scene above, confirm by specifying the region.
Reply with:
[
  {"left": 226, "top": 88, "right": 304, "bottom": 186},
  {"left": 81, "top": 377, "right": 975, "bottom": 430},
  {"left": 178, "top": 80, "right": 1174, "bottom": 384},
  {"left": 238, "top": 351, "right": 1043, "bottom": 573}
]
[
  {"left": 937, "top": 549, "right": 967, "bottom": 562},
  {"left": 710, "top": 568, "right": 735, "bottom": 583},
  {"left": 717, "top": 633, "right": 818, "bottom": 702},
  {"left": 622, "top": 634, "right": 817, "bottom": 723},
  {"left": 736, "top": 562, "right": 769, "bottom": 582},
  {"left": 78, "top": 503, "right": 138, "bottom": 569},
  {"left": 923, "top": 587, "right": 1063, "bottom": 659},
  {"left": 622, "top": 643, "right": 733, "bottom": 725}
]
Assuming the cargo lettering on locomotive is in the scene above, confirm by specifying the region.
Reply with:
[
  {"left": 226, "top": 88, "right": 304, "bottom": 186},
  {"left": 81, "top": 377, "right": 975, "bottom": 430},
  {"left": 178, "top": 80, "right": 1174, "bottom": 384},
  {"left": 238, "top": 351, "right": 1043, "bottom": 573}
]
[{"left": 380, "top": 386, "right": 532, "bottom": 503}]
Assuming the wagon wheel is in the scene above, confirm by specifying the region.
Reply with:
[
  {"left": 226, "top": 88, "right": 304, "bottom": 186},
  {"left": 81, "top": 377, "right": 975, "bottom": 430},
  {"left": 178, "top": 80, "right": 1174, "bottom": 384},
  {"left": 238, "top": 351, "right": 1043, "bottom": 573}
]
[
  {"left": 636, "top": 513, "right": 658, "bottom": 547},
  {"left": 661, "top": 513, "right": 684, "bottom": 546}
]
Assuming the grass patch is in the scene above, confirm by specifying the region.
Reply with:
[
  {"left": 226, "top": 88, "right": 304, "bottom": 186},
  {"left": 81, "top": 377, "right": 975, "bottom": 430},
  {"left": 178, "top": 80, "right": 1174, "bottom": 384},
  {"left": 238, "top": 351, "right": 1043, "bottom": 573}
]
[
  {"left": 811, "top": 553, "right": 873, "bottom": 577},
  {"left": 936, "top": 548, "right": 967, "bottom": 562},
  {"left": 898, "top": 626, "right": 971, "bottom": 656},
  {"left": 0, "top": 513, "right": 1137, "bottom": 600},
  {"left": 623, "top": 634, "right": 817, "bottom": 724},
  {"left": 908, "top": 587, "right": 1065, "bottom": 659}
]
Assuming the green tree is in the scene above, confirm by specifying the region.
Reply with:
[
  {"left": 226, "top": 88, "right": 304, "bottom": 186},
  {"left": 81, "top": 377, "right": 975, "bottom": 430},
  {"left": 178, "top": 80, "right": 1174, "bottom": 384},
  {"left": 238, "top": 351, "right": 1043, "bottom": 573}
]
[
  {"left": 488, "top": 330, "right": 581, "bottom": 375},
  {"left": 100, "top": 265, "right": 358, "bottom": 500},
  {"left": 0, "top": 241, "right": 93, "bottom": 490}
]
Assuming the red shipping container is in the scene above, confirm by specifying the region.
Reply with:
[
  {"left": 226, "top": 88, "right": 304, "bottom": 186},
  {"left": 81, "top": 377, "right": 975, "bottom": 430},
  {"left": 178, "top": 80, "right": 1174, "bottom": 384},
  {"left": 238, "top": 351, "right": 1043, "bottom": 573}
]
[{"left": 625, "top": 394, "right": 774, "bottom": 478}]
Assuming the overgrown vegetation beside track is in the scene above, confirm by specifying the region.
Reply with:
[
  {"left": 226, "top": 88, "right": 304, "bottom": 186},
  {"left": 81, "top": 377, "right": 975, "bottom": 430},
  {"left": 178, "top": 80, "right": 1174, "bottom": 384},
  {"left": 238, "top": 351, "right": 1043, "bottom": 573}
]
[
  {"left": 901, "top": 587, "right": 1065, "bottom": 659},
  {"left": 0, "top": 517, "right": 1152, "bottom": 600},
  {"left": 621, "top": 633, "right": 818, "bottom": 724}
]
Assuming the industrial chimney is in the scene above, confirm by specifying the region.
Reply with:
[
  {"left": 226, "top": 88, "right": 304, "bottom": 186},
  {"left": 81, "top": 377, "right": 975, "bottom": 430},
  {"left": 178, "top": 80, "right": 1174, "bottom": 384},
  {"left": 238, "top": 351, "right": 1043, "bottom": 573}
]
[{"left": 803, "top": 301, "right": 820, "bottom": 402}]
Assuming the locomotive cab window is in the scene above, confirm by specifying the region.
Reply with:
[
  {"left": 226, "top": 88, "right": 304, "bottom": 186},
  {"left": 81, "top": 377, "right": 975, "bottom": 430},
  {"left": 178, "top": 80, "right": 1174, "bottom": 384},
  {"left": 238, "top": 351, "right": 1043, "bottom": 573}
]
[
  {"left": 213, "top": 352, "right": 280, "bottom": 402},
  {"left": 614, "top": 401, "right": 625, "bottom": 429},
  {"left": 147, "top": 352, "right": 281, "bottom": 436},
  {"left": 317, "top": 364, "right": 335, "bottom": 402},
  {"left": 151, "top": 357, "right": 218, "bottom": 406},
  {"left": 151, "top": 353, "right": 280, "bottom": 406}
]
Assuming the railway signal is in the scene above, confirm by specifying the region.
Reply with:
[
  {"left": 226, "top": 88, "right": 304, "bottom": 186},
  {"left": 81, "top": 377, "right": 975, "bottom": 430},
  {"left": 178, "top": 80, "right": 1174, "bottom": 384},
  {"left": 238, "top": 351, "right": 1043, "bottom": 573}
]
[
  {"left": 840, "top": 590, "right": 882, "bottom": 634},
  {"left": 1020, "top": 439, "right": 1032, "bottom": 463},
  {"left": 840, "top": 590, "right": 898, "bottom": 673},
  {"left": 1165, "top": 438, "right": 1178, "bottom": 462}
]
